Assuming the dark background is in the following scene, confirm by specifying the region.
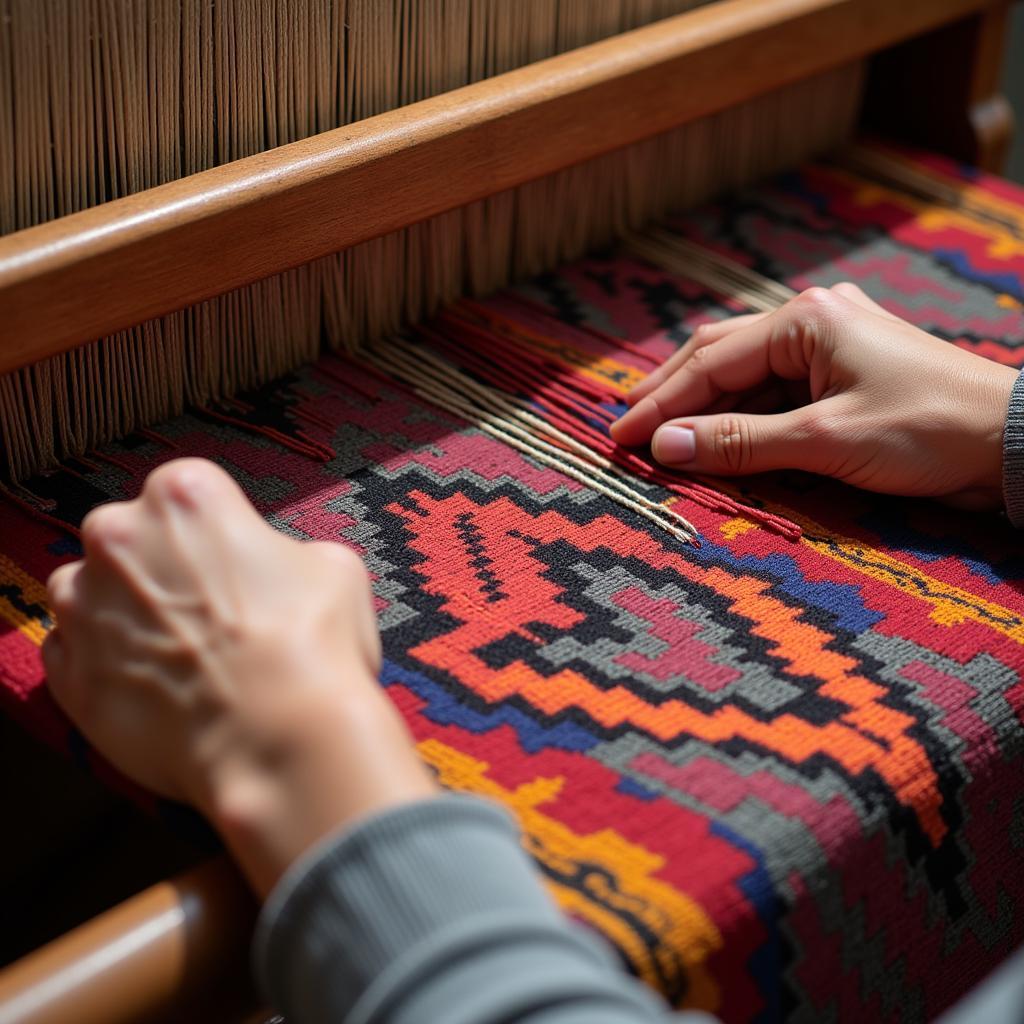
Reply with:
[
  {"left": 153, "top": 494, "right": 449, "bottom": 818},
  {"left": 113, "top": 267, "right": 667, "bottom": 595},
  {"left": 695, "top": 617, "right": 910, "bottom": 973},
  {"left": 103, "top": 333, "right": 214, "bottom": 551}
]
[{"left": 1004, "top": 4, "right": 1023, "bottom": 182}]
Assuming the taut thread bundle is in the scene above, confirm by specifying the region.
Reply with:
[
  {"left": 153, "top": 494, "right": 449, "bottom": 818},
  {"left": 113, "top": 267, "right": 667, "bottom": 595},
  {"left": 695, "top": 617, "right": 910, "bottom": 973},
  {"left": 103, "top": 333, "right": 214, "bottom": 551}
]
[{"left": 0, "top": 0, "right": 863, "bottom": 478}]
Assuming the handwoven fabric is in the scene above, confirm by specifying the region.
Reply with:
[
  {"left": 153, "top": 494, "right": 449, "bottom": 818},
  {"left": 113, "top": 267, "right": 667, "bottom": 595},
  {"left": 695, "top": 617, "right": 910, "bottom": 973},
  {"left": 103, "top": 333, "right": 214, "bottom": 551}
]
[{"left": 2, "top": 147, "right": 1024, "bottom": 1022}]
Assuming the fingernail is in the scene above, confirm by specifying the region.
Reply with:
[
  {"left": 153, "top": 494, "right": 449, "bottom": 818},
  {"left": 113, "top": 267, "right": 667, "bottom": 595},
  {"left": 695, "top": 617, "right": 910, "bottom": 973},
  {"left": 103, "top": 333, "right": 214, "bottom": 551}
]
[{"left": 652, "top": 425, "right": 696, "bottom": 465}]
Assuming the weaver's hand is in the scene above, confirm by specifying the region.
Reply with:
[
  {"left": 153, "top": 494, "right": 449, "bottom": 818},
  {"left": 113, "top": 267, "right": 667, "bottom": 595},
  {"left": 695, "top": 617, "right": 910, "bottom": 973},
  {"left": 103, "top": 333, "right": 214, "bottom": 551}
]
[
  {"left": 43, "top": 459, "right": 435, "bottom": 896},
  {"left": 611, "top": 283, "right": 1018, "bottom": 509}
]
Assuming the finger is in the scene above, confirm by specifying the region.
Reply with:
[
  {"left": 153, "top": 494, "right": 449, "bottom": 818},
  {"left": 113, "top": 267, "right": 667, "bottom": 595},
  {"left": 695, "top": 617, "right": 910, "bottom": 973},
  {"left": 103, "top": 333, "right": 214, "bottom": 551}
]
[
  {"left": 80, "top": 501, "right": 134, "bottom": 561},
  {"left": 47, "top": 561, "right": 84, "bottom": 624},
  {"left": 650, "top": 404, "right": 834, "bottom": 477},
  {"left": 140, "top": 459, "right": 274, "bottom": 597},
  {"left": 829, "top": 282, "right": 904, "bottom": 324},
  {"left": 78, "top": 499, "right": 177, "bottom": 607},
  {"left": 626, "top": 313, "right": 769, "bottom": 407},
  {"left": 611, "top": 287, "right": 851, "bottom": 448},
  {"left": 307, "top": 539, "right": 365, "bottom": 571},
  {"left": 41, "top": 628, "right": 81, "bottom": 719},
  {"left": 41, "top": 627, "right": 64, "bottom": 682},
  {"left": 142, "top": 458, "right": 258, "bottom": 523},
  {"left": 309, "top": 541, "right": 383, "bottom": 673},
  {"left": 683, "top": 312, "right": 772, "bottom": 344},
  {"left": 612, "top": 309, "right": 817, "bottom": 447}
]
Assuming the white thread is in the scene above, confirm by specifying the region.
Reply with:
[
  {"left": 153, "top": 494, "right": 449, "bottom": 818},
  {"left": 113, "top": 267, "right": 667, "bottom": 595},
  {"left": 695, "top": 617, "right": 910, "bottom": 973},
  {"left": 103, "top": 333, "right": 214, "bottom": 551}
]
[{"left": 367, "top": 342, "right": 699, "bottom": 543}]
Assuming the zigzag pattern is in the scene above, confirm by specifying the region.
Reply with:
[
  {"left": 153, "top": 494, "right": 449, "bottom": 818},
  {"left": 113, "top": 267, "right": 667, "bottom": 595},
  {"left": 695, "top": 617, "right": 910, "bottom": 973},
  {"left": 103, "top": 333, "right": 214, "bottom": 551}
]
[{"left": 1, "top": 148, "right": 1024, "bottom": 1022}]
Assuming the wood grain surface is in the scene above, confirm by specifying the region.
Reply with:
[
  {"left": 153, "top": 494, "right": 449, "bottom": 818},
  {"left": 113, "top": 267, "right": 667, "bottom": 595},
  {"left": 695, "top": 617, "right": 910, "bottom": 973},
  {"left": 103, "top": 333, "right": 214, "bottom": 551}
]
[{"left": 0, "top": 0, "right": 1003, "bottom": 373}]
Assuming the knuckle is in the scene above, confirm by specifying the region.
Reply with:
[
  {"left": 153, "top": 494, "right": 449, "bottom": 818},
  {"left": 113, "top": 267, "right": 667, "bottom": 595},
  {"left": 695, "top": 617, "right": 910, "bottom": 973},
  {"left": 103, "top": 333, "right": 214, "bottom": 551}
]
[
  {"left": 689, "top": 343, "right": 713, "bottom": 367},
  {"left": 642, "top": 391, "right": 669, "bottom": 424},
  {"left": 317, "top": 542, "right": 369, "bottom": 583},
  {"left": 81, "top": 502, "right": 132, "bottom": 551},
  {"left": 46, "top": 564, "right": 79, "bottom": 616},
  {"left": 711, "top": 416, "right": 753, "bottom": 473},
  {"left": 144, "top": 457, "right": 219, "bottom": 504},
  {"left": 787, "top": 288, "right": 844, "bottom": 349},
  {"left": 795, "top": 286, "right": 838, "bottom": 317},
  {"left": 830, "top": 281, "right": 861, "bottom": 299},
  {"left": 800, "top": 408, "right": 843, "bottom": 444}
]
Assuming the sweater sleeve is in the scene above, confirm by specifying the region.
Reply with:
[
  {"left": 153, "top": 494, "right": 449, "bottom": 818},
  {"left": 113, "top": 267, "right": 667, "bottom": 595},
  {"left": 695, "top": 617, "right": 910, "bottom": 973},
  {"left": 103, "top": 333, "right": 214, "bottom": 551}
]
[
  {"left": 1002, "top": 367, "right": 1024, "bottom": 527},
  {"left": 252, "top": 793, "right": 716, "bottom": 1024}
]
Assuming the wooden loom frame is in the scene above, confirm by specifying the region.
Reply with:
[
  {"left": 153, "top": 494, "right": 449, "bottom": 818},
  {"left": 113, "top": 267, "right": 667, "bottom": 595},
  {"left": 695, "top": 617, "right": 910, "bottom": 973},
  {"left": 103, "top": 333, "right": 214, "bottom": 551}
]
[
  {"left": 0, "top": 0, "right": 1016, "bottom": 1020},
  {"left": 0, "top": 0, "right": 1014, "bottom": 373}
]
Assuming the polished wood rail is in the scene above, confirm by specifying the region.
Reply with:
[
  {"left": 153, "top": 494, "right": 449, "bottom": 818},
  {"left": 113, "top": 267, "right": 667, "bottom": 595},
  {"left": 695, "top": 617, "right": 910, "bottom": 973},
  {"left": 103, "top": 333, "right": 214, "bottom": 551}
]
[
  {"left": 0, "top": 859, "right": 256, "bottom": 1024},
  {"left": 0, "top": 0, "right": 1005, "bottom": 376}
]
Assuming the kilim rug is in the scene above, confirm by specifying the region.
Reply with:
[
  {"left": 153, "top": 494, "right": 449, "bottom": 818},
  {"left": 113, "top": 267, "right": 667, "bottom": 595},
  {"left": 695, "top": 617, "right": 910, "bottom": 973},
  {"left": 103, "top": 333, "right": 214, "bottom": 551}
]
[{"left": 2, "top": 145, "right": 1024, "bottom": 1022}]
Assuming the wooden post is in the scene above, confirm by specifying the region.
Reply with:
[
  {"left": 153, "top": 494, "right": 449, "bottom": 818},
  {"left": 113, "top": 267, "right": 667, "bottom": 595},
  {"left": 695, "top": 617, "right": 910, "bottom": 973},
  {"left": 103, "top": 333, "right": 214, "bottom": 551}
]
[{"left": 861, "top": 1, "right": 1015, "bottom": 172}]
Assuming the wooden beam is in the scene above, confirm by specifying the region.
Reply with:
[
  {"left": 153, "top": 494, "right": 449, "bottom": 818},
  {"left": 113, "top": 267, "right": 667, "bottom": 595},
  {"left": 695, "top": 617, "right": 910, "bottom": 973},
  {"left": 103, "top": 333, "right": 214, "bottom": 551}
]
[
  {"left": 0, "top": 0, "right": 1001, "bottom": 373},
  {"left": 0, "top": 859, "right": 257, "bottom": 1024},
  {"left": 0, "top": 0, "right": 1003, "bottom": 374}
]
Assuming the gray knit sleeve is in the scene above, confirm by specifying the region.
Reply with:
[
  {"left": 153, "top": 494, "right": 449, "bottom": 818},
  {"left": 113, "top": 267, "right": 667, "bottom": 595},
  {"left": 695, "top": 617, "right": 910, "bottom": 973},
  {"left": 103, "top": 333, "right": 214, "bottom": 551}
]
[
  {"left": 253, "top": 793, "right": 715, "bottom": 1024},
  {"left": 1003, "top": 367, "right": 1024, "bottom": 528}
]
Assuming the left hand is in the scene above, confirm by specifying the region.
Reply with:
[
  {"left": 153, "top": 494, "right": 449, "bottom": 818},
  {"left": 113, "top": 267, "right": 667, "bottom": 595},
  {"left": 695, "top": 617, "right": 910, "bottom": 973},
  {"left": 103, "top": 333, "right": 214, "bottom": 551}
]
[{"left": 43, "top": 459, "right": 436, "bottom": 896}]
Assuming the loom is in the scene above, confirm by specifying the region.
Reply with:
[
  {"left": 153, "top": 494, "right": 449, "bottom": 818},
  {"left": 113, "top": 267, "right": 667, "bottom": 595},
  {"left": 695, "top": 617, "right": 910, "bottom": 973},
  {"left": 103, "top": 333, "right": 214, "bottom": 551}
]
[{"left": 0, "top": 0, "right": 1020, "bottom": 1021}]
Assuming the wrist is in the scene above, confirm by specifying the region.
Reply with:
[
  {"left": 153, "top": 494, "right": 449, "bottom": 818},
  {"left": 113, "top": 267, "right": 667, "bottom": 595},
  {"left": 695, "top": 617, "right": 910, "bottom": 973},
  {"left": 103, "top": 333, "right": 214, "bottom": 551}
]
[
  {"left": 198, "top": 684, "right": 438, "bottom": 897},
  {"left": 971, "top": 363, "right": 1018, "bottom": 496}
]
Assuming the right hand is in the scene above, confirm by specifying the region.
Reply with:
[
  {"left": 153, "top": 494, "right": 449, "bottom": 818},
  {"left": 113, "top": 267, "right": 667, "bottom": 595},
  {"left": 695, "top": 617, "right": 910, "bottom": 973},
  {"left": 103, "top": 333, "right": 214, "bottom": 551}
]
[{"left": 610, "top": 283, "right": 1018, "bottom": 509}]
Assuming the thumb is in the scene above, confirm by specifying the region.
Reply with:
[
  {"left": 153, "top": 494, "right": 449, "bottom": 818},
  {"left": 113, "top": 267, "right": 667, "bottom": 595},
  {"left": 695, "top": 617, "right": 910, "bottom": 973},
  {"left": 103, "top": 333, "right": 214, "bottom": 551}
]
[{"left": 651, "top": 408, "right": 823, "bottom": 476}]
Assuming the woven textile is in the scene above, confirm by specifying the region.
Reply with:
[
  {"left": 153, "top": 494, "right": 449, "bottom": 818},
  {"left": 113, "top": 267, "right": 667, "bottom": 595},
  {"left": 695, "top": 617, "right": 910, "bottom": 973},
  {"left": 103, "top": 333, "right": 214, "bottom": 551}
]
[{"left": 2, "top": 147, "right": 1024, "bottom": 1022}]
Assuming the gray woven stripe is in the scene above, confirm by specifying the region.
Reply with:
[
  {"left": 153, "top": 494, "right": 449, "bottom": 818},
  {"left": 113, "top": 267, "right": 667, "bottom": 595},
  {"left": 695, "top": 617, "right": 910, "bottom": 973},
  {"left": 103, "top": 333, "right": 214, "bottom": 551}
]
[{"left": 1003, "top": 367, "right": 1024, "bottom": 528}]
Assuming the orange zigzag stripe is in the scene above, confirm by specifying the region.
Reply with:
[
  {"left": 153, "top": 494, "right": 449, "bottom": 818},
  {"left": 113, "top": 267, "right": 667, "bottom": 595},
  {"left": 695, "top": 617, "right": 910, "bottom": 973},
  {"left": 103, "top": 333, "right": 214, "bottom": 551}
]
[{"left": 396, "top": 492, "right": 946, "bottom": 845}]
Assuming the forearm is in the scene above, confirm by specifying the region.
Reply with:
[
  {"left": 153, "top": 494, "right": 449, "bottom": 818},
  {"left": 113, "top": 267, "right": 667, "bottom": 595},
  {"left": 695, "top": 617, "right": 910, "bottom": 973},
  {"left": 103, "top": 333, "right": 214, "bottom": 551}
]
[
  {"left": 204, "top": 684, "right": 438, "bottom": 899},
  {"left": 253, "top": 794, "right": 710, "bottom": 1024}
]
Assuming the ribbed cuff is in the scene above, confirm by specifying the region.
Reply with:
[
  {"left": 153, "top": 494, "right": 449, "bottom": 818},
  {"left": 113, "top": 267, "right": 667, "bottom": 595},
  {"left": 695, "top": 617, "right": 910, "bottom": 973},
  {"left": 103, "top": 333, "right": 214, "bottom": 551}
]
[
  {"left": 252, "top": 794, "right": 573, "bottom": 1023},
  {"left": 1003, "top": 367, "right": 1024, "bottom": 528}
]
